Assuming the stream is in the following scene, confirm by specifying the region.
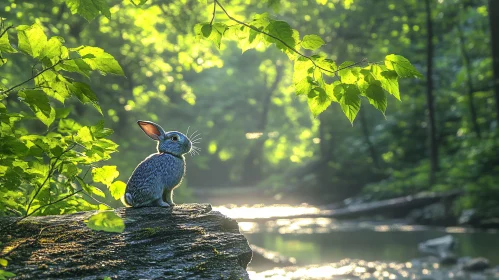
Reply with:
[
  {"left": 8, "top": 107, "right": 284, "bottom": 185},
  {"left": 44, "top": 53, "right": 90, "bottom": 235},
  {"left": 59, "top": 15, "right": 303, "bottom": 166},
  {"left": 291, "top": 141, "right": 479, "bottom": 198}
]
[{"left": 213, "top": 204, "right": 499, "bottom": 280}]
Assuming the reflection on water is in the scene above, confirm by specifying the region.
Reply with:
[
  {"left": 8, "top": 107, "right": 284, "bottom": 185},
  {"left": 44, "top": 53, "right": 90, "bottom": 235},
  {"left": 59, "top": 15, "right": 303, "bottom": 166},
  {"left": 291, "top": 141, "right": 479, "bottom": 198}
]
[
  {"left": 214, "top": 204, "right": 499, "bottom": 279},
  {"left": 245, "top": 230, "right": 499, "bottom": 266},
  {"left": 213, "top": 204, "right": 321, "bottom": 219},
  {"left": 235, "top": 219, "right": 435, "bottom": 235},
  {"left": 248, "top": 259, "right": 499, "bottom": 279}
]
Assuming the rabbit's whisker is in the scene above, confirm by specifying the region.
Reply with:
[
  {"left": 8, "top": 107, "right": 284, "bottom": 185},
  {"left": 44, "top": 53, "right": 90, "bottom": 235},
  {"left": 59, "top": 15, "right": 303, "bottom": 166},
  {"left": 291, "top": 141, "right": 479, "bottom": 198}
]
[
  {"left": 186, "top": 126, "right": 190, "bottom": 136},
  {"left": 190, "top": 133, "right": 201, "bottom": 141},
  {"left": 189, "top": 130, "right": 198, "bottom": 139}
]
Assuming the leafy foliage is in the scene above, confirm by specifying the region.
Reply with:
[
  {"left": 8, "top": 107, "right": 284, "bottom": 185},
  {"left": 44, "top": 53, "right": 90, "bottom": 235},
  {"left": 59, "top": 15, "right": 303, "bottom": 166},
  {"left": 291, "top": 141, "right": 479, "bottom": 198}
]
[
  {"left": 194, "top": 2, "right": 421, "bottom": 123},
  {"left": 0, "top": 20, "right": 126, "bottom": 224},
  {"left": 65, "top": 0, "right": 111, "bottom": 21}
]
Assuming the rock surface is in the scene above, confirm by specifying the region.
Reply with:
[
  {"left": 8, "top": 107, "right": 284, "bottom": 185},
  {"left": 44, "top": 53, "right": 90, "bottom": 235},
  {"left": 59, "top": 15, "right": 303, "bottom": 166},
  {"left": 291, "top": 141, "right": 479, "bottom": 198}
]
[
  {"left": 0, "top": 204, "right": 252, "bottom": 279},
  {"left": 462, "top": 257, "right": 490, "bottom": 272}
]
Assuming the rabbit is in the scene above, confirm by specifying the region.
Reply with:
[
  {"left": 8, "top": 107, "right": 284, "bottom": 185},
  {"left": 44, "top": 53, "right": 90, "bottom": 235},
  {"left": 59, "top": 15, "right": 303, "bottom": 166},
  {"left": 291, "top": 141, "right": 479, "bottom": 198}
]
[{"left": 122, "top": 120, "right": 200, "bottom": 208}]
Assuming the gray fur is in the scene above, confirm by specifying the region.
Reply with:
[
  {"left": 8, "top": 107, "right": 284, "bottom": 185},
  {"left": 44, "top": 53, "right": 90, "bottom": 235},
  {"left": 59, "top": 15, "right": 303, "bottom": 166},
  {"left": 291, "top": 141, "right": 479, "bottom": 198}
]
[{"left": 123, "top": 121, "right": 192, "bottom": 208}]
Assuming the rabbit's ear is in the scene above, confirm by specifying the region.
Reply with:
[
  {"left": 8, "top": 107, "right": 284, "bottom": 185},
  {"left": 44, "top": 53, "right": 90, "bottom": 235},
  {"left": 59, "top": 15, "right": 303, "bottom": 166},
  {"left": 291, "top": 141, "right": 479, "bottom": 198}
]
[{"left": 137, "top": 121, "right": 164, "bottom": 141}]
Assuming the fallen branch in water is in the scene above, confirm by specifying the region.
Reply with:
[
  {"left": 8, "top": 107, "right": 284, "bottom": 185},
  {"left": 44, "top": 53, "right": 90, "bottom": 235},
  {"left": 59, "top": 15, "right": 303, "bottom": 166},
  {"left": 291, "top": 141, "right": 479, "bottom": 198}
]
[{"left": 234, "top": 190, "right": 463, "bottom": 222}]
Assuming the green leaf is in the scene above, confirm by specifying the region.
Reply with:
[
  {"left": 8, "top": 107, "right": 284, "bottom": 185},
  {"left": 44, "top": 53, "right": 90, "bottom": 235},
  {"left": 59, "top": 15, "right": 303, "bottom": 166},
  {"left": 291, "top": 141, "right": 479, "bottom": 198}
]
[
  {"left": 380, "top": 70, "right": 400, "bottom": 100},
  {"left": 61, "top": 59, "right": 93, "bottom": 77},
  {"left": 194, "top": 22, "right": 227, "bottom": 49},
  {"left": 91, "top": 120, "right": 114, "bottom": 138},
  {"left": 65, "top": 0, "right": 111, "bottom": 21},
  {"left": 75, "top": 126, "right": 93, "bottom": 146},
  {"left": 335, "top": 84, "right": 361, "bottom": 124},
  {"left": 301, "top": 34, "right": 325, "bottom": 50},
  {"left": 240, "top": 28, "right": 263, "bottom": 53},
  {"left": 0, "top": 258, "right": 7, "bottom": 267},
  {"left": 76, "top": 176, "right": 105, "bottom": 198},
  {"left": 40, "top": 36, "right": 64, "bottom": 61},
  {"left": 267, "top": 20, "right": 296, "bottom": 49},
  {"left": 89, "top": 185, "right": 106, "bottom": 198},
  {"left": 194, "top": 22, "right": 208, "bottom": 38},
  {"left": 371, "top": 65, "right": 400, "bottom": 100},
  {"left": 86, "top": 211, "right": 124, "bottom": 233},
  {"left": 338, "top": 61, "right": 360, "bottom": 84},
  {"left": 18, "top": 90, "right": 55, "bottom": 126},
  {"left": 307, "top": 87, "right": 332, "bottom": 117},
  {"left": 75, "top": 176, "right": 88, "bottom": 189},
  {"left": 385, "top": 54, "right": 423, "bottom": 79},
  {"left": 252, "top": 13, "right": 271, "bottom": 28},
  {"left": 18, "top": 90, "right": 51, "bottom": 117},
  {"left": 325, "top": 82, "right": 339, "bottom": 103},
  {"left": 0, "top": 269, "right": 15, "bottom": 278},
  {"left": 17, "top": 23, "right": 47, "bottom": 58},
  {"left": 293, "top": 57, "right": 314, "bottom": 95},
  {"left": 55, "top": 107, "right": 72, "bottom": 119},
  {"left": 74, "top": 46, "right": 124, "bottom": 76},
  {"left": 201, "top": 24, "right": 212, "bottom": 38},
  {"left": 131, "top": 0, "right": 148, "bottom": 6},
  {"left": 92, "top": 165, "right": 119, "bottom": 187},
  {"left": 0, "top": 29, "right": 17, "bottom": 53},
  {"left": 34, "top": 70, "right": 72, "bottom": 103},
  {"left": 109, "top": 180, "right": 126, "bottom": 200},
  {"left": 70, "top": 82, "right": 102, "bottom": 114},
  {"left": 210, "top": 23, "right": 227, "bottom": 49},
  {"left": 312, "top": 56, "right": 337, "bottom": 76},
  {"left": 62, "top": 163, "right": 80, "bottom": 178},
  {"left": 365, "top": 81, "right": 387, "bottom": 114}
]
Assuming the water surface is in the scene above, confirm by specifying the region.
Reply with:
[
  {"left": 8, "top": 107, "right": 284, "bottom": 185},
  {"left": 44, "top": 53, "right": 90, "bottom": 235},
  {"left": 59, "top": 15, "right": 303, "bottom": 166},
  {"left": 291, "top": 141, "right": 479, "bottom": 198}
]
[{"left": 214, "top": 204, "right": 499, "bottom": 279}]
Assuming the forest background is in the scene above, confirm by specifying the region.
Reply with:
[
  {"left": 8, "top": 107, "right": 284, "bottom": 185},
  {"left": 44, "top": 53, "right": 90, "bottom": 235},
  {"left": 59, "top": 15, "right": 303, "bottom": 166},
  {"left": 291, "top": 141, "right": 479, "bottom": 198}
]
[{"left": 0, "top": 0, "right": 498, "bottom": 228}]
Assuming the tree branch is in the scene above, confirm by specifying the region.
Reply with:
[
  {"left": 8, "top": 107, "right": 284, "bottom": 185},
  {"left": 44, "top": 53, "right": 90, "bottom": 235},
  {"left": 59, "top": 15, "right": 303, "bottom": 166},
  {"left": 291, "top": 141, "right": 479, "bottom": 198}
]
[
  {"left": 0, "top": 59, "right": 66, "bottom": 96},
  {"left": 0, "top": 25, "right": 13, "bottom": 40},
  {"left": 210, "top": 1, "right": 216, "bottom": 25},
  {"left": 213, "top": 0, "right": 365, "bottom": 75},
  {"left": 26, "top": 143, "right": 77, "bottom": 215}
]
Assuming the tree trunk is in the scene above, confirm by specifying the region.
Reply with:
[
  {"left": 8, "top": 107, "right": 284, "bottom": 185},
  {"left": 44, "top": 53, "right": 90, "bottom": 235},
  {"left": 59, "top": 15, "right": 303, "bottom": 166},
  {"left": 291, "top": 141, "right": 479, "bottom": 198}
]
[
  {"left": 425, "top": 0, "right": 438, "bottom": 185},
  {"left": 488, "top": 0, "right": 499, "bottom": 126},
  {"left": 241, "top": 64, "right": 284, "bottom": 184},
  {"left": 457, "top": 23, "right": 481, "bottom": 138},
  {"left": 359, "top": 107, "right": 380, "bottom": 168}
]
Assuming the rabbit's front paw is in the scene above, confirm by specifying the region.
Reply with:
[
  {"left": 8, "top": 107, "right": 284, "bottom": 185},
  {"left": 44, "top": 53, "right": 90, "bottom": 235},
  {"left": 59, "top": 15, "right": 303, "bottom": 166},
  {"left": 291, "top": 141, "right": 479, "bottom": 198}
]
[
  {"left": 153, "top": 199, "right": 171, "bottom": 208},
  {"left": 168, "top": 202, "right": 176, "bottom": 207}
]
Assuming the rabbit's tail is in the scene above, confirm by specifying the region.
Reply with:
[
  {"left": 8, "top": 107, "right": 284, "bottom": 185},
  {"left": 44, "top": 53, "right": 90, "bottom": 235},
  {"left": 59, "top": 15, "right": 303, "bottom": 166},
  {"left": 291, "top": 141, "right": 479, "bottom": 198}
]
[{"left": 121, "top": 193, "right": 133, "bottom": 207}]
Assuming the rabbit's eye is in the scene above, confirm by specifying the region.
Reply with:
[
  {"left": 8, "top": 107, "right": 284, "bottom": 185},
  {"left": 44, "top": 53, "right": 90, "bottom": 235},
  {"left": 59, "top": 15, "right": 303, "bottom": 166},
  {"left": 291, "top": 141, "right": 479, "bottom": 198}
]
[{"left": 171, "top": 135, "right": 179, "bottom": 141}]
